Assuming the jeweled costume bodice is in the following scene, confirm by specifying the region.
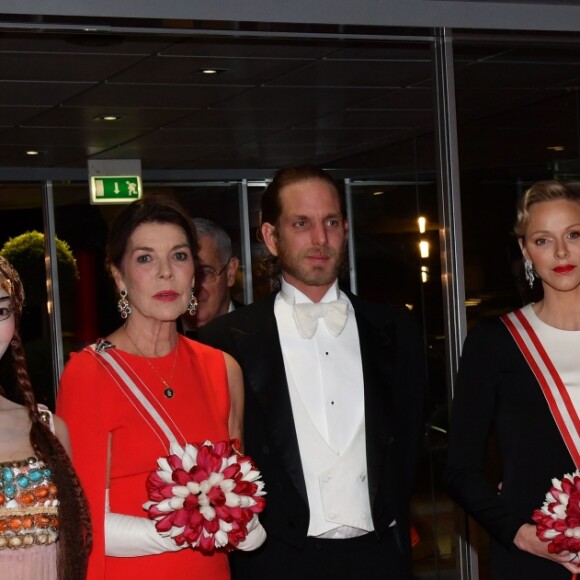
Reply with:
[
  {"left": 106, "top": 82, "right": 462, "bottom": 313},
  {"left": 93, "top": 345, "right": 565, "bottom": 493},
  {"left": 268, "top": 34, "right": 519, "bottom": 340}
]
[{"left": 0, "top": 456, "right": 59, "bottom": 551}]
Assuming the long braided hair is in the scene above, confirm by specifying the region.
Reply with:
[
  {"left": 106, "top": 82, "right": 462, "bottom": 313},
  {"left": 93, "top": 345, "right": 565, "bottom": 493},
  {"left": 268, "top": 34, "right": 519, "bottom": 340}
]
[{"left": 0, "top": 256, "right": 92, "bottom": 579}]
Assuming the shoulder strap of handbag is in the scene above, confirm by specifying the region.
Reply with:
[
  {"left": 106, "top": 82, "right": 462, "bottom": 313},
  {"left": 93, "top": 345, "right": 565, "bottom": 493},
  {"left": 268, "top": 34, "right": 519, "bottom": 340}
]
[
  {"left": 501, "top": 309, "right": 580, "bottom": 469},
  {"left": 88, "top": 343, "right": 180, "bottom": 449}
]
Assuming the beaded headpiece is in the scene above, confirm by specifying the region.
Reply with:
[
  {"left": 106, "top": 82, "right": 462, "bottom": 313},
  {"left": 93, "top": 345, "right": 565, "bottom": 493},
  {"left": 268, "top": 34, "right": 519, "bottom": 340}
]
[{"left": 0, "top": 255, "right": 24, "bottom": 320}]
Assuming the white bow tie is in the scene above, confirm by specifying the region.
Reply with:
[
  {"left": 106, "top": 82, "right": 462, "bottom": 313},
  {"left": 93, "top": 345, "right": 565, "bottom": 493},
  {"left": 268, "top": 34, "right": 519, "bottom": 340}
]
[{"left": 292, "top": 301, "right": 348, "bottom": 339}]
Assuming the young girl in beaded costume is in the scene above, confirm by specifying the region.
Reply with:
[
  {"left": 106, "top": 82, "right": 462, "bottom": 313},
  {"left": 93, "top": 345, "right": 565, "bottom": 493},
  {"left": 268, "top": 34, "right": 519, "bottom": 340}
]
[{"left": 0, "top": 256, "right": 91, "bottom": 579}]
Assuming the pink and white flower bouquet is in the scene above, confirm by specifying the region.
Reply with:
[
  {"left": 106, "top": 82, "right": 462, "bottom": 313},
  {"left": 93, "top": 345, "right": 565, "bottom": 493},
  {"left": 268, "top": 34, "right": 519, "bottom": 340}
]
[
  {"left": 143, "top": 439, "right": 266, "bottom": 555},
  {"left": 532, "top": 470, "right": 580, "bottom": 565}
]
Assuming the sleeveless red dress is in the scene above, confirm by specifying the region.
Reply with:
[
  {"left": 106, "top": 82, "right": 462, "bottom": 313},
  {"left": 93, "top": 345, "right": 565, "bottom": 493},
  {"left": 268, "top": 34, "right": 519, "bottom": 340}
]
[{"left": 57, "top": 336, "right": 231, "bottom": 580}]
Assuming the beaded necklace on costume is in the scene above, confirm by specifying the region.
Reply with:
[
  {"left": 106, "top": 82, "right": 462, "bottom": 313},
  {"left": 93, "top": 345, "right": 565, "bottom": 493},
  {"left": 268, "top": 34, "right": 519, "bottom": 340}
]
[
  {"left": 124, "top": 327, "right": 179, "bottom": 399},
  {"left": 0, "top": 454, "right": 59, "bottom": 550},
  {"left": 0, "top": 408, "right": 59, "bottom": 550}
]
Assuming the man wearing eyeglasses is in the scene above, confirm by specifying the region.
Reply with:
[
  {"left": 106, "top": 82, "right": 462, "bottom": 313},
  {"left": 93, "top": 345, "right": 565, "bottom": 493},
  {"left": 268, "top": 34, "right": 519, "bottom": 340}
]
[{"left": 181, "top": 218, "right": 241, "bottom": 334}]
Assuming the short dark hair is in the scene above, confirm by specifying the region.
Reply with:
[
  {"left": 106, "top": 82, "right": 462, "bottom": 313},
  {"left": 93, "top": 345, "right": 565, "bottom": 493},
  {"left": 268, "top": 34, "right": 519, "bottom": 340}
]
[
  {"left": 106, "top": 195, "right": 198, "bottom": 274},
  {"left": 260, "top": 165, "right": 344, "bottom": 231}
]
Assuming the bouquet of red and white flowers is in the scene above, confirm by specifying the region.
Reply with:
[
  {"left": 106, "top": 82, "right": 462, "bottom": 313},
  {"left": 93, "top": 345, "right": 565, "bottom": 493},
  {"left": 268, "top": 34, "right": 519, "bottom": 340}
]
[
  {"left": 143, "top": 439, "right": 266, "bottom": 554},
  {"left": 532, "top": 470, "right": 580, "bottom": 564}
]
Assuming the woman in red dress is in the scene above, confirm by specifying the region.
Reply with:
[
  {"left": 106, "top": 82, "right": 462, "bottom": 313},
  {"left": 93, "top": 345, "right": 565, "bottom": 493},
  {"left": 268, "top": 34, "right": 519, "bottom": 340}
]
[{"left": 57, "top": 197, "right": 265, "bottom": 580}]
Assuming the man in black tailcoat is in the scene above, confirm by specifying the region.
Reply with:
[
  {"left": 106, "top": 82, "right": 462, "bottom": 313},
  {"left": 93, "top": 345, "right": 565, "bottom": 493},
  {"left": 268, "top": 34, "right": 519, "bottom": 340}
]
[{"left": 198, "top": 165, "right": 425, "bottom": 579}]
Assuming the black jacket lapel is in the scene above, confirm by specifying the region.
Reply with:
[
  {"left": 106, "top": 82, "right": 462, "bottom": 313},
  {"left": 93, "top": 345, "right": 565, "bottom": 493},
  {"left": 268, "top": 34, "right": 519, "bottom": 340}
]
[
  {"left": 349, "top": 292, "right": 396, "bottom": 508},
  {"left": 229, "top": 295, "right": 308, "bottom": 504}
]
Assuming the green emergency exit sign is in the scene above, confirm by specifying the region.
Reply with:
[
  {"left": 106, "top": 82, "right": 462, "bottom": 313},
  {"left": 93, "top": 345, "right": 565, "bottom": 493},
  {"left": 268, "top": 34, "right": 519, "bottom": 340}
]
[{"left": 90, "top": 175, "right": 142, "bottom": 204}]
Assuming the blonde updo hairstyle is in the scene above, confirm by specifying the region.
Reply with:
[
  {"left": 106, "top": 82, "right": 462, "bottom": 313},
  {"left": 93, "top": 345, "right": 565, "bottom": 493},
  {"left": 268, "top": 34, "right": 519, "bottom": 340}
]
[{"left": 515, "top": 180, "right": 580, "bottom": 239}]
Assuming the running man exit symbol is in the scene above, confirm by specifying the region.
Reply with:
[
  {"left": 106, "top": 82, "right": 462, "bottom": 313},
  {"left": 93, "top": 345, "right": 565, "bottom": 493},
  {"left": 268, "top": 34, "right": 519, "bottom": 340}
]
[{"left": 90, "top": 176, "right": 142, "bottom": 204}]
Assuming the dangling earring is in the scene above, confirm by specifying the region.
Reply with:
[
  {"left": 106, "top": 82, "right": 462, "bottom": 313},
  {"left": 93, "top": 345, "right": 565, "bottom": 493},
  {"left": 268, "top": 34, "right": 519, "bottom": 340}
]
[
  {"left": 188, "top": 288, "right": 198, "bottom": 316},
  {"left": 524, "top": 259, "right": 535, "bottom": 289},
  {"left": 117, "top": 289, "right": 132, "bottom": 319}
]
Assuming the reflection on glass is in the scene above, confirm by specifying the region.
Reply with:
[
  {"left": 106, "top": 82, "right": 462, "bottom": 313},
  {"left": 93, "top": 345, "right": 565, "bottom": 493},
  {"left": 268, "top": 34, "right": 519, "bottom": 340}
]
[
  {"left": 349, "top": 180, "right": 452, "bottom": 577},
  {"left": 0, "top": 185, "right": 53, "bottom": 407}
]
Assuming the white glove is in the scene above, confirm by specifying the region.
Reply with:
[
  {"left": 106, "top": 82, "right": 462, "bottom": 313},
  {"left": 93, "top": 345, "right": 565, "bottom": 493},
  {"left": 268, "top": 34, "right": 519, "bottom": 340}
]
[
  {"left": 104, "top": 489, "right": 187, "bottom": 557},
  {"left": 235, "top": 515, "right": 267, "bottom": 551}
]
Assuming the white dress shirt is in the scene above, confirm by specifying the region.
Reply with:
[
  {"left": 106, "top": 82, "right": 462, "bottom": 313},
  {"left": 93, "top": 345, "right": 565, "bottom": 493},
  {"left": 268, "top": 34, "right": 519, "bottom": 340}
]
[
  {"left": 275, "top": 278, "right": 373, "bottom": 538},
  {"left": 276, "top": 279, "right": 364, "bottom": 454}
]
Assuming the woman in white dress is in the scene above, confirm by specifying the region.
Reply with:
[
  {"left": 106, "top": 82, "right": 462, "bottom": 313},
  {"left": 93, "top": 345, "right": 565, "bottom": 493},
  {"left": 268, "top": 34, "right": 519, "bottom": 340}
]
[{"left": 0, "top": 256, "right": 91, "bottom": 579}]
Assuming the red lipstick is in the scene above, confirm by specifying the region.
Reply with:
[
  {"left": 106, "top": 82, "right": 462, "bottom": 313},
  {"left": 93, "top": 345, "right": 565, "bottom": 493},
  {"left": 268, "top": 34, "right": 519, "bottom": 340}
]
[{"left": 554, "top": 265, "right": 575, "bottom": 274}]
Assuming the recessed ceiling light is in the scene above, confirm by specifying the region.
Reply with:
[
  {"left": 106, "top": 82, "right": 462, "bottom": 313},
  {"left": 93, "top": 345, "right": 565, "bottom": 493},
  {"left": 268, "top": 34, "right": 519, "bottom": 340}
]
[
  {"left": 26, "top": 150, "right": 40, "bottom": 156},
  {"left": 197, "top": 68, "right": 228, "bottom": 75},
  {"left": 94, "top": 115, "right": 121, "bottom": 122},
  {"left": 547, "top": 145, "right": 565, "bottom": 152},
  {"left": 372, "top": 191, "right": 384, "bottom": 196}
]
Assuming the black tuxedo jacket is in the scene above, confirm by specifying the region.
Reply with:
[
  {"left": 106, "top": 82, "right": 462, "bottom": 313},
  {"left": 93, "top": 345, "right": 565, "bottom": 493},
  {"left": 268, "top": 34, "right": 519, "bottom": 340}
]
[
  {"left": 179, "top": 298, "right": 245, "bottom": 341},
  {"left": 198, "top": 290, "right": 425, "bottom": 553}
]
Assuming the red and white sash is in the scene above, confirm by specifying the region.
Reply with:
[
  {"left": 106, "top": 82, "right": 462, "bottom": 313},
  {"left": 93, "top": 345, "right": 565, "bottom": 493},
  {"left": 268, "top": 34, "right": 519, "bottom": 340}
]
[
  {"left": 87, "top": 340, "right": 183, "bottom": 450},
  {"left": 501, "top": 309, "right": 580, "bottom": 469}
]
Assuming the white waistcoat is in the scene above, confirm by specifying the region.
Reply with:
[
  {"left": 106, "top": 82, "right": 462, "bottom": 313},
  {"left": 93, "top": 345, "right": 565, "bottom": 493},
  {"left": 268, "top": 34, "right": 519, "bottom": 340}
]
[{"left": 286, "top": 369, "right": 375, "bottom": 536}]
